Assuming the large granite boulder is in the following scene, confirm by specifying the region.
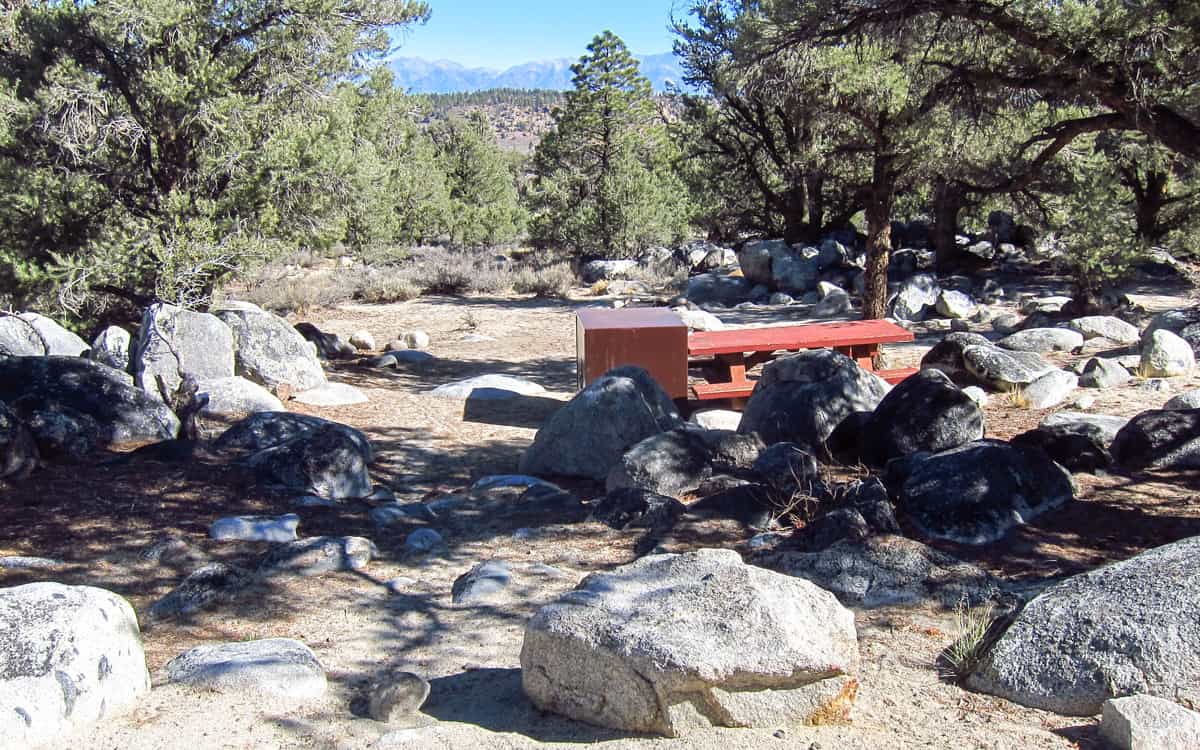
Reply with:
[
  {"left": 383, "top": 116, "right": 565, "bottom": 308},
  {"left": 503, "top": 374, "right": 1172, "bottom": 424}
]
[
  {"left": 685, "top": 273, "right": 752, "bottom": 306},
  {"left": 968, "top": 536, "right": 1200, "bottom": 715},
  {"left": 754, "top": 534, "right": 1000, "bottom": 608},
  {"left": 0, "top": 583, "right": 149, "bottom": 747},
  {"left": 919, "top": 332, "right": 992, "bottom": 385},
  {"left": 1022, "top": 369, "right": 1078, "bottom": 409},
  {"left": 1110, "top": 409, "right": 1200, "bottom": 471},
  {"left": 16, "top": 313, "right": 88, "bottom": 356},
  {"left": 520, "top": 366, "right": 682, "bottom": 480},
  {"left": 215, "top": 304, "right": 326, "bottom": 392},
  {"left": 1012, "top": 422, "right": 1112, "bottom": 474},
  {"left": 1080, "top": 357, "right": 1133, "bottom": 389},
  {"left": 1142, "top": 308, "right": 1200, "bottom": 349},
  {"left": 90, "top": 326, "right": 132, "bottom": 372},
  {"left": 132, "top": 303, "right": 235, "bottom": 395},
  {"left": 890, "top": 274, "right": 940, "bottom": 321},
  {"left": 891, "top": 440, "right": 1074, "bottom": 544},
  {"left": 195, "top": 377, "right": 285, "bottom": 440},
  {"left": 0, "top": 400, "right": 38, "bottom": 478},
  {"left": 736, "top": 239, "right": 778, "bottom": 286},
  {"left": 0, "top": 357, "right": 178, "bottom": 449},
  {"left": 739, "top": 350, "right": 889, "bottom": 452},
  {"left": 0, "top": 315, "right": 45, "bottom": 356},
  {"left": 293, "top": 322, "right": 355, "bottom": 361},
  {"left": 962, "top": 345, "right": 1055, "bottom": 391},
  {"left": 520, "top": 549, "right": 859, "bottom": 737},
  {"left": 605, "top": 427, "right": 714, "bottom": 499},
  {"left": 860, "top": 369, "right": 984, "bottom": 465}
]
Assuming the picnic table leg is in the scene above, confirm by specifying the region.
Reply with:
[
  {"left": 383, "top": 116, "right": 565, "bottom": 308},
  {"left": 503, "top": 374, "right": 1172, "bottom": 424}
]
[
  {"left": 715, "top": 352, "right": 749, "bottom": 384},
  {"left": 838, "top": 344, "right": 879, "bottom": 371}
]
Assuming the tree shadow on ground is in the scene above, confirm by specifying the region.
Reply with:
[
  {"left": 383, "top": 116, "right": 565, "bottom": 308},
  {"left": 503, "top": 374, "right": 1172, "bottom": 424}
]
[
  {"left": 329, "top": 353, "right": 577, "bottom": 393},
  {"left": 422, "top": 667, "right": 644, "bottom": 743}
]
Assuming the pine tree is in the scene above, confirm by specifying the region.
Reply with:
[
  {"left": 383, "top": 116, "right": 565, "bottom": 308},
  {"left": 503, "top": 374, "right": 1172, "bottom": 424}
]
[
  {"left": 431, "top": 112, "right": 525, "bottom": 247},
  {"left": 528, "top": 31, "right": 688, "bottom": 259}
]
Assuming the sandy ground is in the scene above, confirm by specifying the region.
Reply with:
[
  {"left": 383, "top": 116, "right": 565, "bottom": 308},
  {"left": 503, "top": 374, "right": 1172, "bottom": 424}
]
[{"left": 3, "top": 277, "right": 1200, "bottom": 750}]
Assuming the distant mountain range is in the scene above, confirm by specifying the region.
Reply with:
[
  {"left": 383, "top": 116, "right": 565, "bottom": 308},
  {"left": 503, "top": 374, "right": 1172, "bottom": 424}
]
[{"left": 387, "top": 53, "right": 690, "bottom": 93}]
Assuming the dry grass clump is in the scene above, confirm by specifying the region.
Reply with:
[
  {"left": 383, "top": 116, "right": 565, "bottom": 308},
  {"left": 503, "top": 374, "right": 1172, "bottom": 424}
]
[
  {"left": 937, "top": 596, "right": 999, "bottom": 682},
  {"left": 233, "top": 245, "right": 578, "bottom": 312}
]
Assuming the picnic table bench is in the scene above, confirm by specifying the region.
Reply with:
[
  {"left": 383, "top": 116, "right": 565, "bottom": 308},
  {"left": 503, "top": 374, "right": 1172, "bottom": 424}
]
[
  {"left": 575, "top": 308, "right": 917, "bottom": 405},
  {"left": 687, "top": 319, "right": 916, "bottom": 401}
]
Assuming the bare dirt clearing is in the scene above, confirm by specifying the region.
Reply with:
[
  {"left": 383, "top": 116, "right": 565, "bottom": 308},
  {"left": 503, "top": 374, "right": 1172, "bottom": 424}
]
[{"left": 3, "top": 290, "right": 1200, "bottom": 749}]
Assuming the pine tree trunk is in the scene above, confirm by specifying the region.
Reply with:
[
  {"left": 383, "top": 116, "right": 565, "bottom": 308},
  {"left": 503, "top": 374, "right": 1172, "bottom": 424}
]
[
  {"left": 933, "top": 180, "right": 965, "bottom": 269},
  {"left": 863, "top": 152, "right": 895, "bottom": 321},
  {"left": 782, "top": 181, "right": 807, "bottom": 244}
]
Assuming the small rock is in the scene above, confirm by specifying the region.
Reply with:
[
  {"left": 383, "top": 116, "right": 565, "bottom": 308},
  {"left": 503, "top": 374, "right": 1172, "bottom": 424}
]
[
  {"left": 258, "top": 536, "right": 375, "bottom": 577},
  {"left": 384, "top": 339, "right": 408, "bottom": 352},
  {"left": 1022, "top": 370, "right": 1078, "bottom": 409},
  {"left": 368, "top": 671, "right": 431, "bottom": 723},
  {"left": 404, "top": 528, "right": 444, "bottom": 553},
  {"left": 209, "top": 514, "right": 300, "bottom": 543},
  {"left": 962, "top": 386, "right": 988, "bottom": 407},
  {"left": 404, "top": 330, "right": 431, "bottom": 350},
  {"left": 936, "top": 290, "right": 977, "bottom": 319},
  {"left": 1080, "top": 357, "right": 1133, "bottom": 389},
  {"left": 294, "top": 495, "right": 338, "bottom": 508},
  {"left": 164, "top": 638, "right": 326, "bottom": 702},
  {"left": 689, "top": 409, "right": 742, "bottom": 431},
  {"left": 149, "top": 563, "right": 253, "bottom": 622},
  {"left": 349, "top": 330, "right": 376, "bottom": 351},
  {"left": 0, "top": 555, "right": 64, "bottom": 569},
  {"left": 451, "top": 560, "right": 511, "bottom": 605},
  {"left": 769, "top": 292, "right": 794, "bottom": 306},
  {"left": 390, "top": 350, "right": 435, "bottom": 364},
  {"left": 1101, "top": 694, "right": 1200, "bottom": 750}
]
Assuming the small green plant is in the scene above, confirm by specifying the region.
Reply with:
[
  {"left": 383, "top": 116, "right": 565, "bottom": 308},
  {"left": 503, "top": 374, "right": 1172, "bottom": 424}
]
[
  {"left": 1006, "top": 387, "right": 1030, "bottom": 408},
  {"left": 937, "top": 596, "right": 998, "bottom": 682}
]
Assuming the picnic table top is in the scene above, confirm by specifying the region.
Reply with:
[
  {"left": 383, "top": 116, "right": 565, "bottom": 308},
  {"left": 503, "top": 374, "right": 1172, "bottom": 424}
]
[{"left": 687, "top": 319, "right": 914, "bottom": 356}]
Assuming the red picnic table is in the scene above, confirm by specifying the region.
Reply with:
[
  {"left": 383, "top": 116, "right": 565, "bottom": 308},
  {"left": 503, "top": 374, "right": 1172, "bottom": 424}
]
[
  {"left": 575, "top": 308, "right": 916, "bottom": 404},
  {"left": 686, "top": 319, "right": 916, "bottom": 401}
]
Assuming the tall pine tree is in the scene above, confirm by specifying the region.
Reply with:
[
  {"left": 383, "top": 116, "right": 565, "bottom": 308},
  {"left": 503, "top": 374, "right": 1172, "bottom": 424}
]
[{"left": 528, "top": 31, "right": 687, "bottom": 259}]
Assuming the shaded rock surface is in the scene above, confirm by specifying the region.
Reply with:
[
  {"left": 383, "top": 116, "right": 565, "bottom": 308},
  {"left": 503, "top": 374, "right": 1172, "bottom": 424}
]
[
  {"left": 605, "top": 427, "right": 714, "bottom": 499},
  {"left": 0, "top": 400, "right": 38, "bottom": 479},
  {"left": 968, "top": 536, "right": 1200, "bottom": 715},
  {"left": 860, "top": 369, "right": 984, "bottom": 465},
  {"left": 1012, "top": 422, "right": 1112, "bottom": 474},
  {"left": 0, "top": 357, "right": 179, "bottom": 449},
  {"left": 195, "top": 377, "right": 284, "bottom": 440},
  {"left": 739, "top": 350, "right": 889, "bottom": 451},
  {"left": 1110, "top": 409, "right": 1200, "bottom": 471},
  {"left": 520, "top": 366, "right": 681, "bottom": 480},
  {"left": 258, "top": 536, "right": 375, "bottom": 577},
  {"left": 754, "top": 535, "right": 1000, "bottom": 607},
  {"left": 963, "top": 345, "right": 1055, "bottom": 390},
  {"left": 520, "top": 549, "right": 859, "bottom": 737},
  {"left": 892, "top": 440, "right": 1074, "bottom": 545}
]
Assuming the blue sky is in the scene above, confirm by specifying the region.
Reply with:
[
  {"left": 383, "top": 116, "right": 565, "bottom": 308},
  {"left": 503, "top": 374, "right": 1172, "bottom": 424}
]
[{"left": 390, "top": 0, "right": 685, "bottom": 69}]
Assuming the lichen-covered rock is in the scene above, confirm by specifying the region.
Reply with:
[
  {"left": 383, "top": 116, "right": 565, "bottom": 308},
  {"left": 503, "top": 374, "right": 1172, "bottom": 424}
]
[
  {"left": 969, "top": 536, "right": 1200, "bottom": 715},
  {"left": 520, "top": 549, "right": 859, "bottom": 737},
  {"left": 0, "top": 583, "right": 149, "bottom": 747}
]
